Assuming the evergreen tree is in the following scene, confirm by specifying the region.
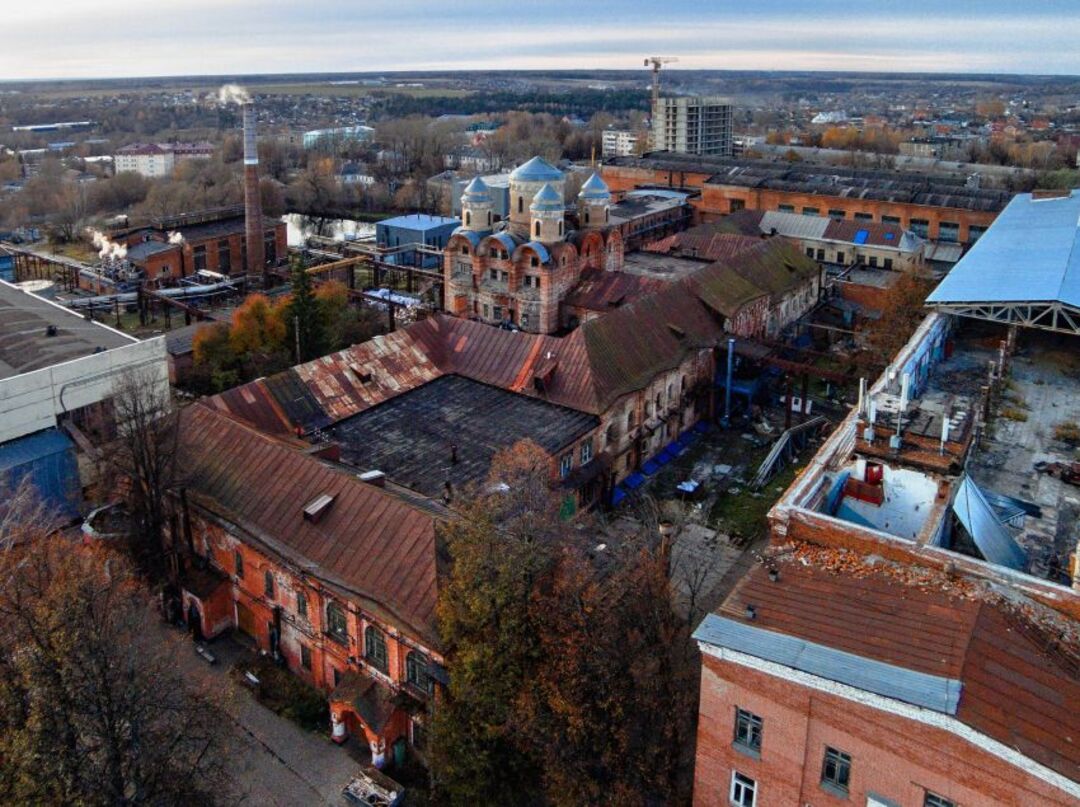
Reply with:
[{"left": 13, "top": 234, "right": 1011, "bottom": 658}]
[{"left": 287, "top": 257, "right": 327, "bottom": 363}]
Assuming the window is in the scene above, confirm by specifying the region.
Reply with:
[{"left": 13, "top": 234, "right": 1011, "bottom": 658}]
[
  {"left": 626, "top": 410, "right": 635, "bottom": 430},
  {"left": 778, "top": 204, "right": 795, "bottom": 213},
  {"left": 968, "top": 225, "right": 988, "bottom": 243},
  {"left": 882, "top": 215, "right": 901, "bottom": 226},
  {"left": 854, "top": 212, "right": 873, "bottom": 222},
  {"left": 884, "top": 258, "right": 894, "bottom": 271},
  {"left": 733, "top": 708, "right": 763, "bottom": 753},
  {"left": 364, "top": 625, "right": 388, "bottom": 673},
  {"left": 530, "top": 256, "right": 539, "bottom": 267},
  {"left": 411, "top": 718, "right": 426, "bottom": 750},
  {"left": 939, "top": 221, "right": 959, "bottom": 243},
  {"left": 193, "top": 245, "right": 207, "bottom": 272},
  {"left": 816, "top": 249, "right": 825, "bottom": 261},
  {"left": 869, "top": 256, "right": 878, "bottom": 268},
  {"left": 460, "top": 245, "right": 468, "bottom": 255},
  {"left": 821, "top": 747, "right": 851, "bottom": 795},
  {"left": 910, "top": 218, "right": 929, "bottom": 238},
  {"left": 828, "top": 209, "right": 846, "bottom": 220},
  {"left": 297, "top": 591, "right": 308, "bottom": 620},
  {"left": 806, "top": 247, "right": 815, "bottom": 258},
  {"left": 534, "top": 221, "right": 541, "bottom": 237},
  {"left": 406, "top": 651, "right": 434, "bottom": 694},
  {"left": 729, "top": 772, "right": 757, "bottom": 807},
  {"left": 802, "top": 207, "right": 819, "bottom": 216},
  {"left": 465, "top": 211, "right": 471, "bottom": 226},
  {"left": 300, "top": 643, "right": 311, "bottom": 670},
  {"left": 264, "top": 235, "right": 276, "bottom": 266},
  {"left": 729, "top": 199, "right": 745, "bottom": 212},
  {"left": 482, "top": 304, "right": 490, "bottom": 319},
  {"left": 518, "top": 196, "right": 523, "bottom": 214},
  {"left": 234, "top": 550, "right": 244, "bottom": 578},
  {"left": 924, "top": 793, "right": 955, "bottom": 807},
  {"left": 836, "top": 250, "right": 845, "bottom": 264},
  {"left": 326, "top": 601, "right": 348, "bottom": 645},
  {"left": 333, "top": 667, "right": 342, "bottom": 687},
  {"left": 493, "top": 306, "right": 503, "bottom": 321},
  {"left": 559, "top": 453, "right": 573, "bottom": 478},
  {"left": 489, "top": 268, "right": 498, "bottom": 281},
  {"left": 500, "top": 271, "right": 509, "bottom": 282},
  {"left": 217, "top": 240, "right": 230, "bottom": 272},
  {"left": 580, "top": 439, "right": 593, "bottom": 464},
  {"left": 264, "top": 569, "right": 274, "bottom": 598},
  {"left": 520, "top": 313, "right": 529, "bottom": 328},
  {"left": 558, "top": 221, "right": 563, "bottom": 236},
  {"left": 583, "top": 210, "right": 590, "bottom": 224}
]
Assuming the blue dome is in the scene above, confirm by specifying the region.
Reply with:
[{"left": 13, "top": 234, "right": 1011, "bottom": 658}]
[
  {"left": 462, "top": 176, "right": 491, "bottom": 202},
  {"left": 510, "top": 156, "right": 563, "bottom": 183},
  {"left": 578, "top": 172, "right": 611, "bottom": 201},
  {"left": 529, "top": 183, "right": 564, "bottom": 212}
]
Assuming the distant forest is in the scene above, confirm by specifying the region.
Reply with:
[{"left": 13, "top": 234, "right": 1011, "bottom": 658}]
[{"left": 369, "top": 88, "right": 651, "bottom": 119}]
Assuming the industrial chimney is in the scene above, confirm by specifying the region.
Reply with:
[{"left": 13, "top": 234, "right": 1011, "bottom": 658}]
[{"left": 242, "top": 102, "right": 265, "bottom": 283}]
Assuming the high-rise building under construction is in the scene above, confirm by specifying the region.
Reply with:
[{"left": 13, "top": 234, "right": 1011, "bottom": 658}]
[{"left": 651, "top": 96, "right": 733, "bottom": 156}]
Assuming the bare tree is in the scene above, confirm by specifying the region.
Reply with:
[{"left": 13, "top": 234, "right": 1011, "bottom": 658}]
[
  {"left": 0, "top": 536, "right": 232, "bottom": 805},
  {"left": 108, "top": 368, "right": 179, "bottom": 581}
]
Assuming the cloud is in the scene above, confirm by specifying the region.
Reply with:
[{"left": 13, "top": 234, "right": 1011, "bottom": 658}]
[{"left": 1, "top": 3, "right": 1077, "bottom": 78}]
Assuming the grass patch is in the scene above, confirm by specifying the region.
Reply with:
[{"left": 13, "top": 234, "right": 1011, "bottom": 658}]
[
  {"left": 707, "top": 461, "right": 799, "bottom": 541},
  {"left": 1000, "top": 407, "right": 1029, "bottom": 422},
  {"left": 1054, "top": 421, "right": 1080, "bottom": 445},
  {"left": 230, "top": 655, "right": 329, "bottom": 733}
]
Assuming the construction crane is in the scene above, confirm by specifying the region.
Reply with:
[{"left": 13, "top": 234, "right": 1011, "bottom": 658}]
[{"left": 644, "top": 56, "right": 678, "bottom": 110}]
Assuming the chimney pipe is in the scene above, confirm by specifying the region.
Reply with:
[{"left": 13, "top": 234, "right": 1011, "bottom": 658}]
[{"left": 242, "top": 102, "right": 265, "bottom": 283}]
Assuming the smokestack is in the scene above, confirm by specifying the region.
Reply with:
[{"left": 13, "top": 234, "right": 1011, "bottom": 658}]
[{"left": 243, "top": 102, "right": 265, "bottom": 283}]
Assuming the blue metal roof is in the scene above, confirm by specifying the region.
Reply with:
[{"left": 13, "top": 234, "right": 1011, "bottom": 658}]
[
  {"left": 522, "top": 241, "right": 551, "bottom": 263},
  {"left": 952, "top": 476, "right": 1028, "bottom": 571},
  {"left": 509, "top": 156, "right": 563, "bottom": 183},
  {"left": 693, "top": 614, "right": 962, "bottom": 714},
  {"left": 0, "top": 428, "right": 80, "bottom": 519},
  {"left": 529, "top": 182, "right": 564, "bottom": 212},
  {"left": 451, "top": 228, "right": 481, "bottom": 248},
  {"left": 377, "top": 213, "right": 460, "bottom": 231},
  {"left": 487, "top": 232, "right": 518, "bottom": 253},
  {"left": 578, "top": 171, "right": 611, "bottom": 200},
  {"left": 462, "top": 176, "right": 491, "bottom": 201},
  {"left": 927, "top": 190, "right": 1080, "bottom": 308}
]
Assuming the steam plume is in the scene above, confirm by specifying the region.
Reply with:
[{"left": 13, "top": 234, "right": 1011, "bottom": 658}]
[
  {"left": 167, "top": 231, "right": 185, "bottom": 245},
  {"left": 88, "top": 228, "right": 127, "bottom": 261},
  {"left": 218, "top": 84, "right": 251, "bottom": 106}
]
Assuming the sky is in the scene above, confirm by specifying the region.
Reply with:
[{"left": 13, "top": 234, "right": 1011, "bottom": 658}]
[{"left": 3, "top": 0, "right": 1079, "bottom": 81}]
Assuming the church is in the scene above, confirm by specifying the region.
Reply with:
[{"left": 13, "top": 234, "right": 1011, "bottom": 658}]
[{"left": 443, "top": 156, "right": 625, "bottom": 334}]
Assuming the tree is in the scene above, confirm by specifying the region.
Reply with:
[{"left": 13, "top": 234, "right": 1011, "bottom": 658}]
[
  {"left": 107, "top": 367, "right": 179, "bottom": 581},
  {"left": 855, "top": 271, "right": 935, "bottom": 375},
  {"left": 0, "top": 535, "right": 231, "bottom": 805},
  {"left": 190, "top": 321, "right": 240, "bottom": 393},
  {"left": 228, "top": 293, "right": 289, "bottom": 377},
  {"left": 430, "top": 441, "right": 556, "bottom": 806},
  {"left": 287, "top": 259, "right": 327, "bottom": 362}
]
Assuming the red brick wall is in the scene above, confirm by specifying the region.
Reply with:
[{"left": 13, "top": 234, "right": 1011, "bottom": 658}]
[{"left": 695, "top": 653, "right": 1075, "bottom": 806}]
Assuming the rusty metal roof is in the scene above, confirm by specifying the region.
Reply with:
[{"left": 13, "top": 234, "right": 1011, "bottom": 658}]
[
  {"left": 179, "top": 404, "right": 443, "bottom": 646},
  {"left": 711, "top": 559, "right": 1080, "bottom": 784}
]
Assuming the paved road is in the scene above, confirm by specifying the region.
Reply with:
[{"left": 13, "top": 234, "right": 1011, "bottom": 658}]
[{"left": 170, "top": 629, "right": 364, "bottom": 806}]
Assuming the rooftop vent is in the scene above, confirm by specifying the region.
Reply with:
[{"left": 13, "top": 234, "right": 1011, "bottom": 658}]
[
  {"left": 302, "top": 493, "right": 335, "bottom": 523},
  {"left": 350, "top": 364, "right": 373, "bottom": 383},
  {"left": 45, "top": 324, "right": 58, "bottom": 337},
  {"left": 358, "top": 470, "right": 385, "bottom": 487}
]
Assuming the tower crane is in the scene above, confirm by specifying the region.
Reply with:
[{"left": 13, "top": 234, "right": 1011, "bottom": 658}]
[{"left": 644, "top": 56, "right": 678, "bottom": 110}]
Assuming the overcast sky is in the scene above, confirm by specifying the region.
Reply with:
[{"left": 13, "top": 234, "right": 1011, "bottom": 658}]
[{"left": 4, "top": 0, "right": 1078, "bottom": 80}]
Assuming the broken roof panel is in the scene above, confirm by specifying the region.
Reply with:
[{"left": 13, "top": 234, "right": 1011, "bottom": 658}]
[{"left": 952, "top": 475, "right": 1028, "bottom": 571}]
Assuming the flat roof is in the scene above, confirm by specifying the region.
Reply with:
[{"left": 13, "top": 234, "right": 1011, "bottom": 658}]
[
  {"left": 377, "top": 213, "right": 459, "bottom": 231},
  {"left": 927, "top": 190, "right": 1080, "bottom": 308},
  {"left": 0, "top": 280, "right": 136, "bottom": 379},
  {"left": 327, "top": 374, "right": 598, "bottom": 498}
]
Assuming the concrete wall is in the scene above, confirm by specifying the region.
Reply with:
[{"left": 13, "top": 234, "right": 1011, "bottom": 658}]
[{"left": 0, "top": 335, "right": 168, "bottom": 444}]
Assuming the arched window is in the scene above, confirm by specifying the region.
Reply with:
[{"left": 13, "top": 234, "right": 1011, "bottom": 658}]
[
  {"left": 518, "top": 196, "right": 524, "bottom": 214},
  {"left": 264, "top": 569, "right": 274, "bottom": 599},
  {"left": 656, "top": 393, "right": 663, "bottom": 412},
  {"left": 364, "top": 625, "right": 388, "bottom": 673},
  {"left": 558, "top": 221, "right": 564, "bottom": 236},
  {"left": 406, "top": 651, "right": 434, "bottom": 694},
  {"left": 534, "top": 221, "right": 541, "bottom": 237},
  {"left": 487, "top": 211, "right": 492, "bottom": 225},
  {"left": 605, "top": 208, "right": 609, "bottom": 222},
  {"left": 584, "top": 210, "right": 590, "bottom": 224},
  {"left": 465, "top": 211, "right": 471, "bottom": 226},
  {"left": 326, "top": 601, "right": 348, "bottom": 644}
]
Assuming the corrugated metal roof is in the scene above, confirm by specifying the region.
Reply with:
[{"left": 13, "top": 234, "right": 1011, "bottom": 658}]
[
  {"left": 927, "top": 190, "right": 1080, "bottom": 306},
  {"left": 759, "top": 210, "right": 830, "bottom": 241},
  {"left": 952, "top": 475, "right": 1028, "bottom": 570},
  {"left": 694, "top": 613, "right": 963, "bottom": 713}
]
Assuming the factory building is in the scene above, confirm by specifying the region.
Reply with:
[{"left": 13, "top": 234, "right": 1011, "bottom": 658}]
[
  {"left": 691, "top": 193, "right": 1080, "bottom": 806},
  {"left": 651, "top": 97, "right": 733, "bottom": 157},
  {"left": 601, "top": 154, "right": 1008, "bottom": 247},
  {"left": 602, "top": 128, "right": 640, "bottom": 158},
  {"left": 0, "top": 279, "right": 168, "bottom": 514}
]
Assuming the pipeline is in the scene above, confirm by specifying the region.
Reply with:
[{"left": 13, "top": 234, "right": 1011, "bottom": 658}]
[{"left": 63, "top": 281, "right": 238, "bottom": 308}]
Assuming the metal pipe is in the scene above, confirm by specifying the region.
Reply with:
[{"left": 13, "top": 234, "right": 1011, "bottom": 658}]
[{"left": 723, "top": 337, "right": 735, "bottom": 425}]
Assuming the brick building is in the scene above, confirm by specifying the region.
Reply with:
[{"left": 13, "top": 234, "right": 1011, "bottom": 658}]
[
  {"left": 174, "top": 404, "right": 446, "bottom": 763},
  {"left": 444, "top": 157, "right": 625, "bottom": 334},
  {"left": 116, "top": 208, "right": 286, "bottom": 283},
  {"left": 601, "top": 154, "right": 1010, "bottom": 247}
]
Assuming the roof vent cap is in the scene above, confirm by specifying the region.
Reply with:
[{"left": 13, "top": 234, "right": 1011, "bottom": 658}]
[{"left": 303, "top": 493, "right": 335, "bottom": 523}]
